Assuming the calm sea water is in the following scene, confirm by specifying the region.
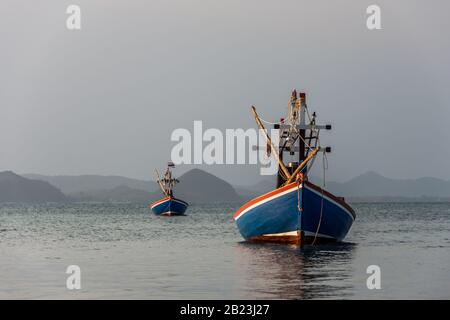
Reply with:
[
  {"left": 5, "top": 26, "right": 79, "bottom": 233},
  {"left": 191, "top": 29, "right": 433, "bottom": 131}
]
[{"left": 0, "top": 202, "right": 449, "bottom": 299}]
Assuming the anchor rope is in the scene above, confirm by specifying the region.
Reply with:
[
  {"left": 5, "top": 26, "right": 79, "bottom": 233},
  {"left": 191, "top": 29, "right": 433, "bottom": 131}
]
[
  {"left": 297, "top": 175, "right": 302, "bottom": 243},
  {"left": 311, "top": 150, "right": 328, "bottom": 245},
  {"left": 261, "top": 98, "right": 326, "bottom": 245}
]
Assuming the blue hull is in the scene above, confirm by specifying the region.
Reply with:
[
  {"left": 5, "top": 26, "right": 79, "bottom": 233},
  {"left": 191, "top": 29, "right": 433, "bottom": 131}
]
[
  {"left": 233, "top": 181, "right": 355, "bottom": 244},
  {"left": 150, "top": 197, "right": 189, "bottom": 216}
]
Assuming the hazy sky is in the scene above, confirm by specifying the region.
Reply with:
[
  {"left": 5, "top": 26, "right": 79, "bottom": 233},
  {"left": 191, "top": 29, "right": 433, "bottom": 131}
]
[{"left": 1, "top": 0, "right": 449, "bottom": 184}]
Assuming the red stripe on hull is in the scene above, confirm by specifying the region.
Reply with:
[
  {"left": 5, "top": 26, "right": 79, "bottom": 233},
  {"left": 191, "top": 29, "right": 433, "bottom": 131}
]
[
  {"left": 148, "top": 197, "right": 171, "bottom": 209},
  {"left": 233, "top": 182, "right": 299, "bottom": 219}
]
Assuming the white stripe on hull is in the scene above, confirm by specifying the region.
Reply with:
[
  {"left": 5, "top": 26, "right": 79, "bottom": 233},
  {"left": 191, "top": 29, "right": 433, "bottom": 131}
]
[
  {"left": 151, "top": 198, "right": 188, "bottom": 210},
  {"left": 161, "top": 211, "right": 185, "bottom": 216},
  {"left": 150, "top": 199, "right": 169, "bottom": 209},
  {"left": 171, "top": 199, "right": 188, "bottom": 207},
  {"left": 258, "top": 230, "right": 335, "bottom": 239},
  {"left": 263, "top": 231, "right": 298, "bottom": 237},
  {"left": 304, "top": 185, "right": 355, "bottom": 221},
  {"left": 234, "top": 184, "right": 300, "bottom": 221},
  {"left": 303, "top": 230, "right": 335, "bottom": 239}
]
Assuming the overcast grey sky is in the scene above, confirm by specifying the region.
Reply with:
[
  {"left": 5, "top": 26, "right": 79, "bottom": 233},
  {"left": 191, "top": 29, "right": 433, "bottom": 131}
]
[{"left": 1, "top": 0, "right": 449, "bottom": 184}]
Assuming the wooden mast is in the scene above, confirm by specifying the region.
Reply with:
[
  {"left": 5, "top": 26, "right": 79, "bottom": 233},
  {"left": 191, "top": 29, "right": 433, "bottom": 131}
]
[
  {"left": 299, "top": 92, "right": 306, "bottom": 166},
  {"left": 154, "top": 169, "right": 169, "bottom": 197},
  {"left": 284, "top": 147, "right": 320, "bottom": 185},
  {"left": 251, "top": 106, "right": 292, "bottom": 181}
]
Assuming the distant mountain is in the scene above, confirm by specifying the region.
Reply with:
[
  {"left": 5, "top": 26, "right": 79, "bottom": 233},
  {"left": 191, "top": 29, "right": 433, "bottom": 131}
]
[
  {"left": 70, "top": 185, "right": 152, "bottom": 203},
  {"left": 65, "top": 169, "right": 242, "bottom": 203},
  {"left": 0, "top": 171, "right": 68, "bottom": 202},
  {"left": 323, "top": 171, "right": 450, "bottom": 199},
  {"left": 169, "top": 168, "right": 242, "bottom": 203},
  {"left": 235, "top": 178, "right": 276, "bottom": 200},
  {"left": 236, "top": 171, "right": 450, "bottom": 201},
  {"left": 15, "top": 170, "right": 450, "bottom": 204},
  {"left": 23, "top": 174, "right": 157, "bottom": 194}
]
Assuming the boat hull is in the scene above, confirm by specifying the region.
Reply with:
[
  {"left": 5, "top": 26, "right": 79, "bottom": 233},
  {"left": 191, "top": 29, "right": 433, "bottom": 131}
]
[
  {"left": 233, "top": 181, "right": 355, "bottom": 245},
  {"left": 149, "top": 197, "right": 189, "bottom": 216}
]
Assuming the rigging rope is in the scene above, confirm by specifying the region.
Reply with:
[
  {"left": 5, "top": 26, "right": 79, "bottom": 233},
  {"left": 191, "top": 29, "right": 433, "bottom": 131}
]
[{"left": 259, "top": 117, "right": 283, "bottom": 125}]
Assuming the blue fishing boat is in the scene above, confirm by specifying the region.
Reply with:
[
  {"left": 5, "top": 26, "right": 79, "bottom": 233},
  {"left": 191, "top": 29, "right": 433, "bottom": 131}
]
[
  {"left": 150, "top": 196, "right": 188, "bottom": 216},
  {"left": 149, "top": 162, "right": 188, "bottom": 216},
  {"left": 233, "top": 90, "right": 355, "bottom": 245}
]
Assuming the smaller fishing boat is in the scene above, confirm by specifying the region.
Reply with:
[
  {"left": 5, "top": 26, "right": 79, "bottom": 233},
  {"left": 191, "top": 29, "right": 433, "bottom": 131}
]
[{"left": 149, "top": 162, "right": 188, "bottom": 216}]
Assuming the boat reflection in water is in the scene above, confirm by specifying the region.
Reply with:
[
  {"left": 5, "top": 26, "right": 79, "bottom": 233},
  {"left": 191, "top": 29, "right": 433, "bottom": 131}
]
[{"left": 234, "top": 241, "right": 356, "bottom": 299}]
